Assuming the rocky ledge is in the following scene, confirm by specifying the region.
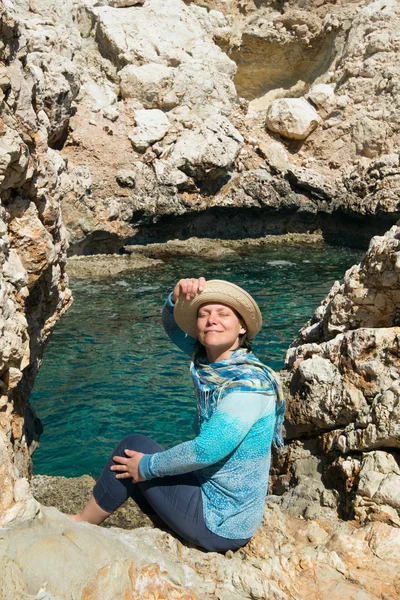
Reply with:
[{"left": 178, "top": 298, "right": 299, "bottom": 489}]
[{"left": 1, "top": 502, "right": 399, "bottom": 600}]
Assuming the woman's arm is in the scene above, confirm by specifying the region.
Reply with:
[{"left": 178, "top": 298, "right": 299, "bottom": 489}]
[
  {"left": 162, "top": 293, "right": 196, "bottom": 357},
  {"left": 162, "top": 277, "right": 206, "bottom": 357},
  {"left": 139, "top": 388, "right": 276, "bottom": 479}
]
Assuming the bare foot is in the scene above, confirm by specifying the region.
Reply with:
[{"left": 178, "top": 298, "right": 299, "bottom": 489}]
[{"left": 63, "top": 496, "right": 111, "bottom": 525}]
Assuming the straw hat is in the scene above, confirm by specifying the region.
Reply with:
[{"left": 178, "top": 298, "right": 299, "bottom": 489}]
[{"left": 173, "top": 279, "right": 262, "bottom": 340}]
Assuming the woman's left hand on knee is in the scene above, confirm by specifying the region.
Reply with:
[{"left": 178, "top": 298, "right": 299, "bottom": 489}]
[{"left": 111, "top": 449, "right": 145, "bottom": 482}]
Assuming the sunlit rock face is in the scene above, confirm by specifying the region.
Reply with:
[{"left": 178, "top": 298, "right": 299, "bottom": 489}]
[
  {"left": 4, "top": 0, "right": 397, "bottom": 254},
  {"left": 0, "top": 1, "right": 73, "bottom": 526},
  {"left": 278, "top": 225, "right": 400, "bottom": 526}
]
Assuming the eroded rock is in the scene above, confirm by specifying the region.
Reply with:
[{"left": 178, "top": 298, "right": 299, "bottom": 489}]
[
  {"left": 266, "top": 98, "right": 322, "bottom": 140},
  {"left": 0, "top": 0, "right": 73, "bottom": 526},
  {"left": 282, "top": 225, "right": 400, "bottom": 524}
]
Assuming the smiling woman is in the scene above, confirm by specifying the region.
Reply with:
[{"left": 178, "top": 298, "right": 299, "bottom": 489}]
[
  {"left": 196, "top": 303, "right": 247, "bottom": 362},
  {"left": 67, "top": 277, "right": 284, "bottom": 553}
]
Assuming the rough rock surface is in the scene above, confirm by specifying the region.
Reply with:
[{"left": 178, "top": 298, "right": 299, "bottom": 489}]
[
  {"left": 266, "top": 98, "right": 322, "bottom": 140},
  {"left": 3, "top": 0, "right": 397, "bottom": 254},
  {"left": 276, "top": 225, "right": 400, "bottom": 526},
  {"left": 1, "top": 503, "right": 400, "bottom": 600},
  {"left": 0, "top": 0, "right": 73, "bottom": 526}
]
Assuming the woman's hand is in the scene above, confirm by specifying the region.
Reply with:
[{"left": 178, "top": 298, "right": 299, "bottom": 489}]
[
  {"left": 172, "top": 277, "right": 206, "bottom": 303},
  {"left": 111, "top": 449, "right": 145, "bottom": 482}
]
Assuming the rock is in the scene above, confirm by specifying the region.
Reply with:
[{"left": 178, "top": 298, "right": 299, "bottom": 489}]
[
  {"left": 31, "top": 475, "right": 153, "bottom": 529},
  {"left": 354, "top": 116, "right": 388, "bottom": 159},
  {"left": 0, "top": 126, "right": 29, "bottom": 191},
  {"left": 105, "top": 0, "right": 145, "bottom": 6},
  {"left": 282, "top": 225, "right": 400, "bottom": 523},
  {"left": 0, "top": 0, "right": 72, "bottom": 526},
  {"left": 306, "top": 84, "right": 335, "bottom": 111},
  {"left": 119, "top": 63, "right": 177, "bottom": 109},
  {"left": 355, "top": 451, "right": 400, "bottom": 523},
  {"left": 1, "top": 504, "right": 400, "bottom": 600},
  {"left": 20, "top": 0, "right": 398, "bottom": 252},
  {"left": 102, "top": 105, "right": 119, "bottom": 121},
  {"left": 266, "top": 98, "right": 322, "bottom": 140},
  {"left": 297, "top": 225, "right": 400, "bottom": 339},
  {"left": 66, "top": 252, "right": 163, "bottom": 278},
  {"left": 166, "top": 114, "right": 243, "bottom": 180},
  {"left": 93, "top": 0, "right": 235, "bottom": 118},
  {"left": 115, "top": 168, "right": 136, "bottom": 188},
  {"left": 129, "top": 109, "right": 170, "bottom": 152}
]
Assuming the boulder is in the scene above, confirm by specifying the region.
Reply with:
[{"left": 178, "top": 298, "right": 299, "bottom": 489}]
[
  {"left": 118, "top": 63, "right": 177, "bottom": 109},
  {"left": 115, "top": 169, "right": 136, "bottom": 188},
  {"left": 93, "top": 0, "right": 236, "bottom": 116},
  {"left": 306, "top": 84, "right": 335, "bottom": 111},
  {"left": 266, "top": 97, "right": 322, "bottom": 140},
  {"left": 129, "top": 108, "right": 170, "bottom": 151},
  {"left": 166, "top": 114, "right": 243, "bottom": 180},
  {"left": 1, "top": 504, "right": 400, "bottom": 600}
]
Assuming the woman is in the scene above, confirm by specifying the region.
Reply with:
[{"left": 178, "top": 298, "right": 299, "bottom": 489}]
[{"left": 69, "top": 277, "right": 284, "bottom": 552}]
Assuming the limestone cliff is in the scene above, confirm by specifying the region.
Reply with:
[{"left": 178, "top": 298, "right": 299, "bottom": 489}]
[
  {"left": 275, "top": 225, "right": 400, "bottom": 526},
  {"left": 0, "top": 1, "right": 73, "bottom": 525},
  {"left": 5, "top": 0, "right": 399, "bottom": 255}
]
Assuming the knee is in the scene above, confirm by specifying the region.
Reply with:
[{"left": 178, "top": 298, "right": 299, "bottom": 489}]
[{"left": 115, "top": 434, "right": 154, "bottom": 454}]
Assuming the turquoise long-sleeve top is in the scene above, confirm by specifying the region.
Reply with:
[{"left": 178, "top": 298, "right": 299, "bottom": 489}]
[{"left": 139, "top": 293, "right": 277, "bottom": 539}]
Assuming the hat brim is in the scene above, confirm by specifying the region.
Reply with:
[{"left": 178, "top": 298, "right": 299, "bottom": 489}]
[{"left": 173, "top": 279, "right": 262, "bottom": 340}]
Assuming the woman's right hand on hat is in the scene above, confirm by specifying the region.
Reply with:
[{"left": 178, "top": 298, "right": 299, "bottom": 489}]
[{"left": 172, "top": 277, "right": 206, "bottom": 303}]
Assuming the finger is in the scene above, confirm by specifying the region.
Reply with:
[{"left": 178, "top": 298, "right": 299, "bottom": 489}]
[
  {"left": 172, "top": 282, "right": 181, "bottom": 302},
  {"left": 124, "top": 449, "right": 136, "bottom": 456},
  {"left": 110, "top": 464, "right": 129, "bottom": 472},
  {"left": 115, "top": 473, "right": 132, "bottom": 479},
  {"left": 185, "top": 279, "right": 194, "bottom": 300},
  {"left": 198, "top": 277, "right": 206, "bottom": 292},
  {"left": 112, "top": 456, "right": 129, "bottom": 464}
]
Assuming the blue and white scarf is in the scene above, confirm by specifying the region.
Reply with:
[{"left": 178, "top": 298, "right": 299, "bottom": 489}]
[{"left": 190, "top": 348, "right": 285, "bottom": 448}]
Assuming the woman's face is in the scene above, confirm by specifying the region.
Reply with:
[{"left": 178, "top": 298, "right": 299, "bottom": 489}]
[{"left": 196, "top": 303, "right": 246, "bottom": 357}]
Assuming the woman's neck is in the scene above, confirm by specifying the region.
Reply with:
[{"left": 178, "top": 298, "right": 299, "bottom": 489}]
[{"left": 205, "top": 346, "right": 240, "bottom": 363}]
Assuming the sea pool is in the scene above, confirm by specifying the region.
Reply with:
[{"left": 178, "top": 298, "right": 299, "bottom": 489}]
[{"left": 31, "top": 244, "right": 363, "bottom": 477}]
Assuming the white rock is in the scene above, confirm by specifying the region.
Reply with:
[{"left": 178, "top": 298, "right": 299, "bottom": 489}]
[
  {"left": 306, "top": 84, "right": 335, "bottom": 110},
  {"left": 166, "top": 114, "right": 243, "bottom": 180},
  {"left": 119, "top": 63, "right": 176, "bottom": 109},
  {"left": 153, "top": 159, "right": 189, "bottom": 188},
  {"left": 3, "top": 249, "right": 28, "bottom": 289},
  {"left": 102, "top": 105, "right": 119, "bottom": 122},
  {"left": 298, "top": 356, "right": 338, "bottom": 384},
  {"left": 129, "top": 109, "right": 170, "bottom": 151},
  {"left": 94, "top": 0, "right": 236, "bottom": 117},
  {"left": 266, "top": 98, "right": 322, "bottom": 140},
  {"left": 374, "top": 473, "right": 400, "bottom": 508}
]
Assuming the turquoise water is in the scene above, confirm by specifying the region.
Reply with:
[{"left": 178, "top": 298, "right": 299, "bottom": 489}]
[{"left": 31, "top": 244, "right": 362, "bottom": 477}]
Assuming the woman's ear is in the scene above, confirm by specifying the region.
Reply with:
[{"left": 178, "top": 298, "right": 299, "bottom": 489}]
[{"left": 239, "top": 323, "right": 246, "bottom": 335}]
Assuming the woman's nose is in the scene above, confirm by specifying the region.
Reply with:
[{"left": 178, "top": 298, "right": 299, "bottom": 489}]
[{"left": 206, "top": 313, "right": 218, "bottom": 324}]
